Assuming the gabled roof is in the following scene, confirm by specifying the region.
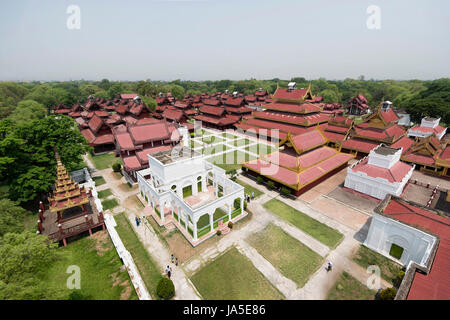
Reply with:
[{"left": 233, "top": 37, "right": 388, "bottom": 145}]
[
  {"left": 120, "top": 93, "right": 138, "bottom": 100},
  {"left": 279, "top": 128, "right": 328, "bottom": 155},
  {"left": 224, "top": 97, "right": 244, "bottom": 107},
  {"left": 272, "top": 85, "right": 312, "bottom": 102},
  {"left": 88, "top": 115, "right": 104, "bottom": 133},
  {"left": 199, "top": 105, "right": 225, "bottom": 117},
  {"left": 350, "top": 157, "right": 413, "bottom": 183},
  {"left": 163, "top": 109, "right": 185, "bottom": 122},
  {"left": 202, "top": 98, "right": 221, "bottom": 106},
  {"left": 264, "top": 102, "right": 322, "bottom": 114}
]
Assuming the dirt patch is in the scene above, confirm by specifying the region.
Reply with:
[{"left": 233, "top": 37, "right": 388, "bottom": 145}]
[
  {"left": 120, "top": 280, "right": 133, "bottom": 300},
  {"left": 123, "top": 195, "right": 144, "bottom": 210},
  {"left": 91, "top": 230, "right": 111, "bottom": 256}
]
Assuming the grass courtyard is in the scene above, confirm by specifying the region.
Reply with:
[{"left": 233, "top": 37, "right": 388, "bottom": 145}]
[
  {"left": 101, "top": 198, "right": 119, "bottom": 211},
  {"left": 236, "top": 179, "right": 263, "bottom": 199},
  {"left": 263, "top": 199, "right": 343, "bottom": 248},
  {"left": 247, "top": 223, "right": 324, "bottom": 287},
  {"left": 352, "top": 245, "right": 403, "bottom": 284},
  {"left": 245, "top": 143, "right": 277, "bottom": 155},
  {"left": 97, "top": 189, "right": 112, "bottom": 199},
  {"left": 327, "top": 271, "right": 377, "bottom": 300},
  {"left": 190, "top": 247, "right": 284, "bottom": 300},
  {"left": 44, "top": 231, "right": 137, "bottom": 300},
  {"left": 207, "top": 150, "right": 257, "bottom": 171},
  {"left": 89, "top": 152, "right": 122, "bottom": 170},
  {"left": 93, "top": 176, "right": 106, "bottom": 187},
  {"left": 115, "top": 213, "right": 162, "bottom": 299}
]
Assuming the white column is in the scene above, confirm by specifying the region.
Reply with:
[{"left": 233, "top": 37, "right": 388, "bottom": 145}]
[
  {"left": 209, "top": 213, "right": 214, "bottom": 231},
  {"left": 193, "top": 218, "right": 198, "bottom": 241},
  {"left": 193, "top": 180, "right": 198, "bottom": 196},
  {"left": 184, "top": 212, "right": 188, "bottom": 232},
  {"left": 178, "top": 207, "right": 181, "bottom": 223},
  {"left": 202, "top": 175, "right": 207, "bottom": 192},
  {"left": 240, "top": 198, "right": 244, "bottom": 215}
]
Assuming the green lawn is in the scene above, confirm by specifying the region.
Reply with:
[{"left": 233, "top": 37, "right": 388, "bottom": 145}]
[
  {"left": 202, "top": 144, "right": 229, "bottom": 156},
  {"left": 189, "top": 140, "right": 202, "bottom": 149},
  {"left": 263, "top": 199, "right": 343, "bottom": 248},
  {"left": 236, "top": 179, "right": 263, "bottom": 199},
  {"left": 97, "top": 189, "right": 112, "bottom": 199},
  {"left": 101, "top": 198, "right": 119, "bottom": 211},
  {"left": 190, "top": 247, "right": 284, "bottom": 300},
  {"left": 115, "top": 213, "right": 163, "bottom": 299},
  {"left": 44, "top": 232, "right": 137, "bottom": 300},
  {"left": 245, "top": 144, "right": 277, "bottom": 155},
  {"left": 89, "top": 153, "right": 122, "bottom": 170},
  {"left": 207, "top": 150, "right": 257, "bottom": 171},
  {"left": 221, "top": 132, "right": 238, "bottom": 139},
  {"left": 202, "top": 135, "right": 224, "bottom": 144},
  {"left": 233, "top": 138, "right": 251, "bottom": 147},
  {"left": 352, "top": 245, "right": 403, "bottom": 284},
  {"left": 93, "top": 176, "right": 106, "bottom": 187},
  {"left": 327, "top": 271, "right": 377, "bottom": 300},
  {"left": 247, "top": 223, "right": 323, "bottom": 287}
]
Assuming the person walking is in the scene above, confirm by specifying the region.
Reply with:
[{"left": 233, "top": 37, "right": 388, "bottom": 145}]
[
  {"left": 327, "top": 261, "right": 333, "bottom": 272},
  {"left": 175, "top": 258, "right": 178, "bottom": 266},
  {"left": 251, "top": 191, "right": 255, "bottom": 199},
  {"left": 171, "top": 254, "right": 174, "bottom": 263}
]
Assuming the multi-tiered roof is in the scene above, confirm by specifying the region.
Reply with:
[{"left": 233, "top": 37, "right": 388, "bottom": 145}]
[{"left": 48, "top": 153, "right": 89, "bottom": 214}]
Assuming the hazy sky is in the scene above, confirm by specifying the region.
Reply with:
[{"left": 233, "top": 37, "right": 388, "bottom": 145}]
[{"left": 0, "top": 0, "right": 449, "bottom": 81}]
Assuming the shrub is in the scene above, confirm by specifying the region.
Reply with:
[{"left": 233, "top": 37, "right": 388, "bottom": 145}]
[
  {"left": 216, "top": 229, "right": 222, "bottom": 236},
  {"left": 379, "top": 287, "right": 397, "bottom": 300},
  {"left": 281, "top": 187, "right": 291, "bottom": 196},
  {"left": 112, "top": 162, "right": 121, "bottom": 172},
  {"left": 256, "top": 176, "right": 264, "bottom": 184},
  {"left": 267, "top": 180, "right": 275, "bottom": 190},
  {"left": 234, "top": 198, "right": 241, "bottom": 209},
  {"left": 228, "top": 221, "right": 233, "bottom": 229},
  {"left": 156, "top": 278, "right": 175, "bottom": 300},
  {"left": 393, "top": 270, "right": 405, "bottom": 288}
]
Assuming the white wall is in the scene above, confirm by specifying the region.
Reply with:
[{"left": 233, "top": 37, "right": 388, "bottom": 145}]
[{"left": 364, "top": 213, "right": 437, "bottom": 267}]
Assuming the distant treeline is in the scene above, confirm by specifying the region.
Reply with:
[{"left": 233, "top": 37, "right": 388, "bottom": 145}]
[{"left": 0, "top": 77, "right": 449, "bottom": 124}]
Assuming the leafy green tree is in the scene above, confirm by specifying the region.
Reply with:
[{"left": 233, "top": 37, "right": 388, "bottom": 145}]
[
  {"left": 142, "top": 96, "right": 157, "bottom": 111},
  {"left": 8, "top": 100, "right": 47, "bottom": 125},
  {"left": 0, "top": 231, "right": 65, "bottom": 300},
  {"left": 0, "top": 199, "right": 30, "bottom": 237},
  {"left": 107, "top": 83, "right": 123, "bottom": 99}
]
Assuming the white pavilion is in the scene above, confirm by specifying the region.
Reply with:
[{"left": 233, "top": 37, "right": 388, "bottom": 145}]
[
  {"left": 344, "top": 144, "right": 414, "bottom": 200},
  {"left": 137, "top": 146, "right": 245, "bottom": 245}
]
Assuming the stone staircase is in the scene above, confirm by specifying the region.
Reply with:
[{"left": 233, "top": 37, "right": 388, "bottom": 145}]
[{"left": 218, "top": 221, "right": 230, "bottom": 235}]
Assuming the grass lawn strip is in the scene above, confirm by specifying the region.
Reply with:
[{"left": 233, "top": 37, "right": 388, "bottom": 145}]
[
  {"left": 352, "top": 245, "right": 402, "bottom": 284},
  {"left": 263, "top": 198, "right": 343, "bottom": 248},
  {"left": 115, "top": 213, "right": 162, "bottom": 299},
  {"left": 236, "top": 179, "right": 263, "bottom": 199},
  {"left": 190, "top": 247, "right": 284, "bottom": 300},
  {"left": 327, "top": 271, "right": 376, "bottom": 300},
  {"left": 247, "top": 223, "right": 324, "bottom": 287},
  {"left": 89, "top": 153, "right": 122, "bottom": 170}
]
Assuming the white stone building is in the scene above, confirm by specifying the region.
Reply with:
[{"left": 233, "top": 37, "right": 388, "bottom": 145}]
[
  {"left": 137, "top": 146, "right": 245, "bottom": 244},
  {"left": 344, "top": 144, "right": 414, "bottom": 200},
  {"left": 408, "top": 117, "right": 447, "bottom": 140}
]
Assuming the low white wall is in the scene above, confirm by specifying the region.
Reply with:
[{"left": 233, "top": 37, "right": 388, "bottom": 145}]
[{"left": 364, "top": 213, "right": 437, "bottom": 267}]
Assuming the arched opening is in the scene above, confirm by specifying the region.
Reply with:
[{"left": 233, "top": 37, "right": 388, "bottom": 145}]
[{"left": 196, "top": 213, "right": 211, "bottom": 238}]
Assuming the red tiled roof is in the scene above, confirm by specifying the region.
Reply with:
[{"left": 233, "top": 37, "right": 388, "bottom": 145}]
[
  {"left": 351, "top": 158, "right": 413, "bottom": 183},
  {"left": 290, "top": 129, "right": 327, "bottom": 153},
  {"left": 129, "top": 104, "right": 145, "bottom": 116},
  {"left": 199, "top": 105, "right": 225, "bottom": 117},
  {"left": 381, "top": 108, "right": 400, "bottom": 123},
  {"left": 135, "top": 117, "right": 160, "bottom": 125},
  {"left": 54, "top": 109, "right": 71, "bottom": 114},
  {"left": 323, "top": 131, "right": 346, "bottom": 142},
  {"left": 173, "top": 102, "right": 190, "bottom": 109},
  {"left": 115, "top": 132, "right": 136, "bottom": 151},
  {"left": 253, "top": 111, "right": 329, "bottom": 126},
  {"left": 136, "top": 145, "right": 172, "bottom": 164},
  {"left": 354, "top": 125, "right": 405, "bottom": 141},
  {"left": 264, "top": 102, "right": 322, "bottom": 114},
  {"left": 325, "top": 124, "right": 350, "bottom": 134},
  {"left": 391, "top": 136, "right": 415, "bottom": 154},
  {"left": 225, "top": 106, "right": 253, "bottom": 114},
  {"left": 202, "top": 99, "right": 221, "bottom": 106},
  {"left": 123, "top": 156, "right": 142, "bottom": 171},
  {"left": 409, "top": 124, "right": 446, "bottom": 136},
  {"left": 440, "top": 145, "right": 450, "bottom": 160},
  {"left": 382, "top": 199, "right": 450, "bottom": 300},
  {"left": 273, "top": 88, "right": 308, "bottom": 101},
  {"left": 340, "top": 138, "right": 380, "bottom": 153},
  {"left": 88, "top": 115, "right": 104, "bottom": 133},
  {"left": 163, "top": 109, "right": 184, "bottom": 122},
  {"left": 115, "top": 104, "right": 128, "bottom": 115},
  {"left": 224, "top": 97, "right": 244, "bottom": 107},
  {"left": 402, "top": 153, "right": 436, "bottom": 165},
  {"left": 81, "top": 128, "right": 95, "bottom": 144},
  {"left": 129, "top": 122, "right": 172, "bottom": 144},
  {"left": 92, "top": 134, "right": 114, "bottom": 146},
  {"left": 244, "top": 118, "right": 309, "bottom": 136},
  {"left": 193, "top": 114, "right": 237, "bottom": 126},
  {"left": 94, "top": 110, "right": 109, "bottom": 117}
]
